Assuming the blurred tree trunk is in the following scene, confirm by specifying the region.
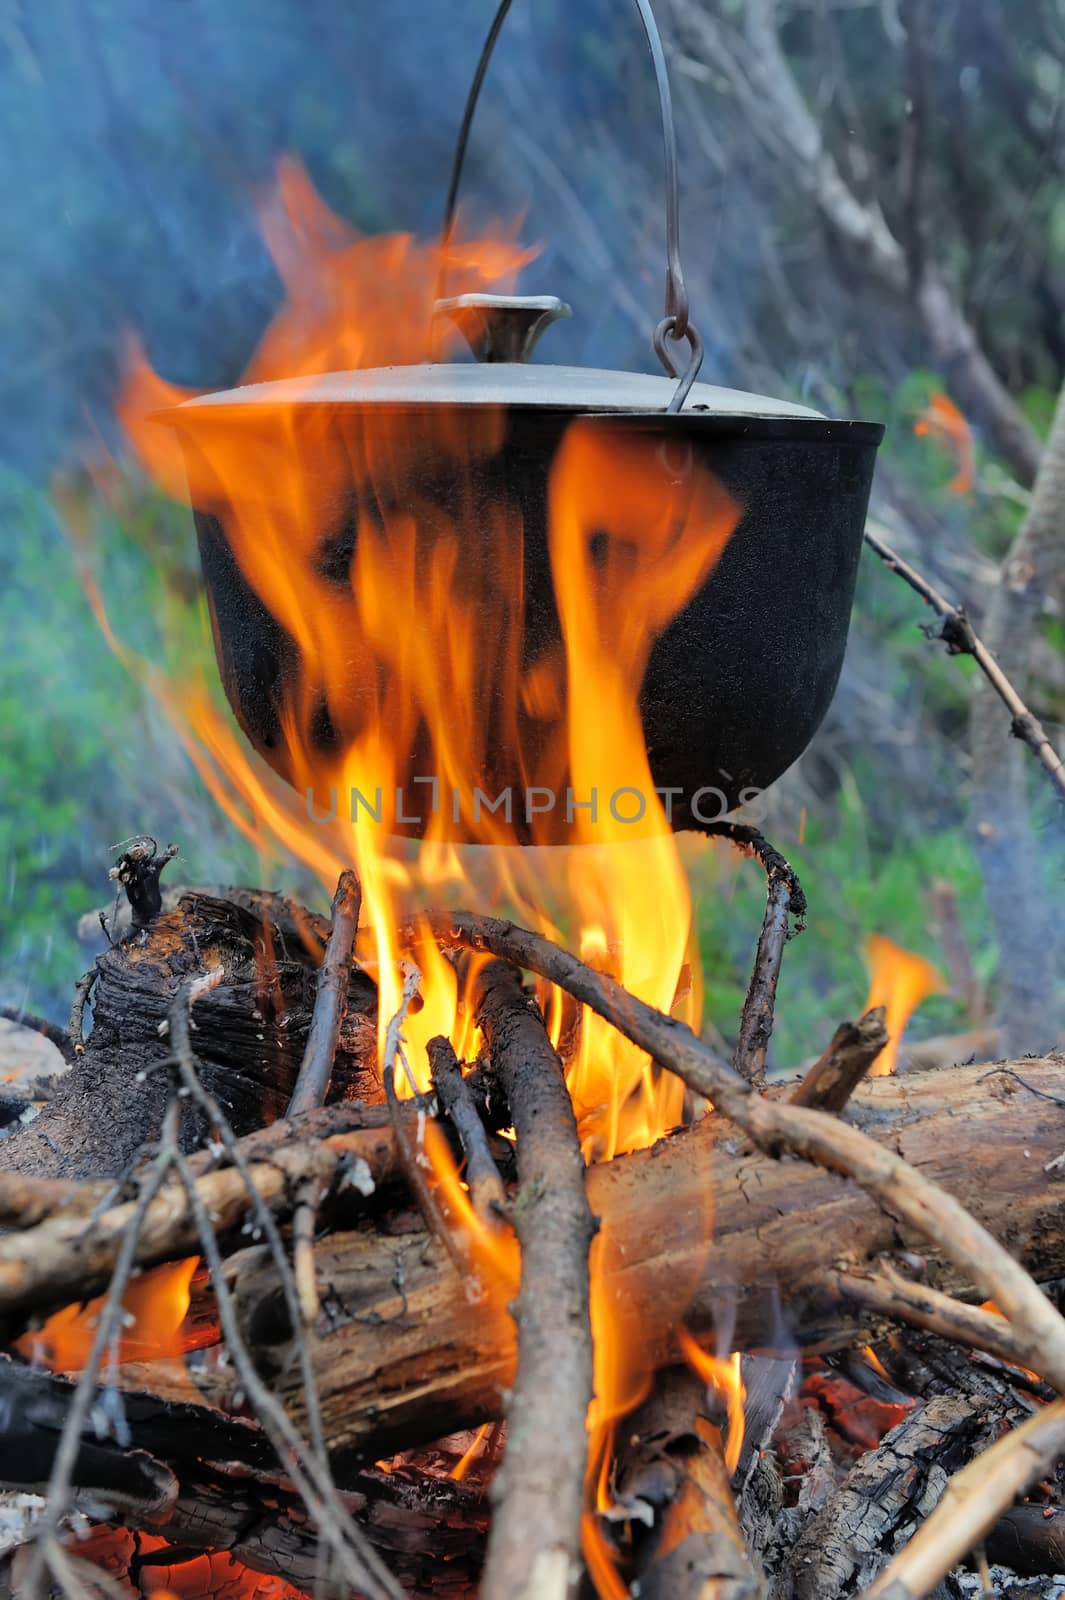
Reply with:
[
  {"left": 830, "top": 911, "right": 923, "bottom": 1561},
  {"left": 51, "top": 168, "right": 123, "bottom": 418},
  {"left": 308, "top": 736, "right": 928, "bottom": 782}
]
[
  {"left": 665, "top": 0, "right": 1043, "bottom": 486},
  {"left": 970, "top": 382, "right": 1065, "bottom": 1055}
]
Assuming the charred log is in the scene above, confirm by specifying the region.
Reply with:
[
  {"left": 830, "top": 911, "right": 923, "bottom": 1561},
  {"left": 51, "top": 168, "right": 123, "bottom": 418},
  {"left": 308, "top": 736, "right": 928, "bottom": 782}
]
[{"left": 1, "top": 892, "right": 380, "bottom": 1182}]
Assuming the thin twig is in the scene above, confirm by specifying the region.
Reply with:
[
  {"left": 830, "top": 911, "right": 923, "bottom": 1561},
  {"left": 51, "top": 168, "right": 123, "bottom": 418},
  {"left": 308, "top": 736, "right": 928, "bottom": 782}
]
[
  {"left": 68, "top": 968, "right": 97, "bottom": 1055},
  {"left": 292, "top": 1174, "right": 326, "bottom": 1328},
  {"left": 692, "top": 822, "right": 806, "bottom": 1086},
  {"left": 864, "top": 524, "right": 1065, "bottom": 802},
  {"left": 831, "top": 1264, "right": 1044, "bottom": 1375},
  {"left": 475, "top": 959, "right": 596, "bottom": 1600},
  {"left": 420, "top": 910, "right": 1065, "bottom": 1394},
  {"left": 378, "top": 966, "right": 460, "bottom": 1265},
  {"left": 861, "top": 1397, "right": 1065, "bottom": 1599},
  {"left": 791, "top": 1008, "right": 889, "bottom": 1111},
  {"left": 286, "top": 869, "right": 362, "bottom": 1117},
  {"left": 427, "top": 1034, "right": 507, "bottom": 1222}
]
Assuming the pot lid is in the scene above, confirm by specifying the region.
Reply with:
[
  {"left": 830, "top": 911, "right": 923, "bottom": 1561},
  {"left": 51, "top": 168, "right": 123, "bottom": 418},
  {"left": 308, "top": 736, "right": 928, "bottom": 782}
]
[{"left": 166, "top": 362, "right": 825, "bottom": 422}]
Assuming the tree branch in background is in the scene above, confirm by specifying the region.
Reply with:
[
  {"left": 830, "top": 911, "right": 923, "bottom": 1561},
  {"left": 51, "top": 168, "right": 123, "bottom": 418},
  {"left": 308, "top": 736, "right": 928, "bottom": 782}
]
[
  {"left": 664, "top": 0, "right": 1042, "bottom": 486},
  {"left": 898, "top": 0, "right": 930, "bottom": 291},
  {"left": 862, "top": 524, "right": 1065, "bottom": 802}
]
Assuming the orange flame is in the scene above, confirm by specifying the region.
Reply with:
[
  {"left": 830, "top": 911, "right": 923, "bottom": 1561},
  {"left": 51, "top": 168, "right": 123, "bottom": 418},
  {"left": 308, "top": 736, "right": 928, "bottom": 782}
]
[
  {"left": 677, "top": 1328, "right": 746, "bottom": 1475},
  {"left": 863, "top": 933, "right": 947, "bottom": 1076},
  {"left": 16, "top": 1258, "right": 197, "bottom": 1373},
  {"left": 914, "top": 390, "right": 974, "bottom": 496},
  {"left": 68, "top": 158, "right": 746, "bottom": 1597}
]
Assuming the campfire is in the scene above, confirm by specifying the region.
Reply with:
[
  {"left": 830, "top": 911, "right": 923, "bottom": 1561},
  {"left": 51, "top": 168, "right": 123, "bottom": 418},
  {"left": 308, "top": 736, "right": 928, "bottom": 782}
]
[{"left": 4, "top": 4, "right": 1065, "bottom": 1598}]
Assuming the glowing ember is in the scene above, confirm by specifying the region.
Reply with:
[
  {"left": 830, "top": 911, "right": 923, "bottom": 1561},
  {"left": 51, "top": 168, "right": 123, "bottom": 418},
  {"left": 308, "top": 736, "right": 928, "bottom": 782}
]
[
  {"left": 914, "top": 390, "right": 974, "bottom": 495},
  {"left": 863, "top": 933, "right": 946, "bottom": 1076},
  {"left": 15, "top": 1258, "right": 197, "bottom": 1373}
]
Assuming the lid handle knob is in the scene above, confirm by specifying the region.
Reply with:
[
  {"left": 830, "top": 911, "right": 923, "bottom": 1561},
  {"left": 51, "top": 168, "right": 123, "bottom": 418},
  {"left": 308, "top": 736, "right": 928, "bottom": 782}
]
[{"left": 434, "top": 293, "right": 572, "bottom": 363}]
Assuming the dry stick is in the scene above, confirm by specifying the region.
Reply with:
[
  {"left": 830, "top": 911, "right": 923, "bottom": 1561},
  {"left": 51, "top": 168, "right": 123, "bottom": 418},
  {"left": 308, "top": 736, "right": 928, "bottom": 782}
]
[
  {"left": 860, "top": 1397, "right": 1065, "bottom": 1600},
  {"left": 427, "top": 1033, "right": 507, "bottom": 1222},
  {"left": 0, "top": 1117, "right": 398, "bottom": 1319},
  {"left": 68, "top": 967, "right": 97, "bottom": 1054},
  {"left": 421, "top": 911, "right": 1065, "bottom": 1394},
  {"left": 378, "top": 966, "right": 464, "bottom": 1272},
  {"left": 286, "top": 868, "right": 362, "bottom": 1117},
  {"left": 474, "top": 959, "right": 597, "bottom": 1600},
  {"left": 292, "top": 1174, "right": 326, "bottom": 1328},
  {"left": 831, "top": 1264, "right": 1043, "bottom": 1376},
  {"left": 791, "top": 1008, "right": 889, "bottom": 1112},
  {"left": 864, "top": 524, "right": 1065, "bottom": 803},
  {"left": 695, "top": 822, "right": 806, "bottom": 1086}
]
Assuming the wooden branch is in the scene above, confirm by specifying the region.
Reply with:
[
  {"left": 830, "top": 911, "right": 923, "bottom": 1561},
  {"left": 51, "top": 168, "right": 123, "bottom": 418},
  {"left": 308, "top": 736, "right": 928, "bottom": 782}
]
[
  {"left": 861, "top": 1398, "right": 1065, "bottom": 1600},
  {"left": 864, "top": 523, "right": 1065, "bottom": 802},
  {"left": 474, "top": 960, "right": 595, "bottom": 1600},
  {"left": 830, "top": 1264, "right": 1045, "bottom": 1377},
  {"left": 420, "top": 912, "right": 1065, "bottom": 1393},
  {"left": 428, "top": 1034, "right": 506, "bottom": 1221},
  {"left": 620, "top": 1366, "right": 766, "bottom": 1600},
  {"left": 790, "top": 1009, "right": 889, "bottom": 1111},
  {"left": 691, "top": 822, "right": 806, "bottom": 1088},
  {"left": 286, "top": 869, "right": 363, "bottom": 1116}
]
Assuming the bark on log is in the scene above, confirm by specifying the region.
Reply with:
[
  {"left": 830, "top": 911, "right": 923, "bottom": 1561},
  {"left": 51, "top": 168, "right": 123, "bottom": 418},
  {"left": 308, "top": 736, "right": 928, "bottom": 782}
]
[
  {"left": 2, "top": 891, "right": 380, "bottom": 1182},
  {"left": 208, "top": 1057, "right": 1065, "bottom": 1467}
]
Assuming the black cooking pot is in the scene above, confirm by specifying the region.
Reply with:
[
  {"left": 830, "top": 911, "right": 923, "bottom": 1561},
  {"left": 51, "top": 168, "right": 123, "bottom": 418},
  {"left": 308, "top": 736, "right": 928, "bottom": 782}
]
[{"left": 160, "top": 0, "right": 882, "bottom": 842}]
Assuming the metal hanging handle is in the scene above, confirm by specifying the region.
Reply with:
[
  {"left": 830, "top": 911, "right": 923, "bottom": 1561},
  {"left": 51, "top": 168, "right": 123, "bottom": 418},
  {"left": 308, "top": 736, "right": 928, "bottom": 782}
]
[{"left": 439, "top": 0, "right": 704, "bottom": 412}]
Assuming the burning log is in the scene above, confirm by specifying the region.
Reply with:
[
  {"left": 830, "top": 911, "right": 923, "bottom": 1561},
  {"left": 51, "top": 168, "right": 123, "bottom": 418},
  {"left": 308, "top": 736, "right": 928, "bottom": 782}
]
[
  {"left": 421, "top": 911, "right": 1065, "bottom": 1392},
  {"left": 12, "top": 1055, "right": 1049, "bottom": 1470},
  {"left": 6, "top": 1054, "right": 1065, "bottom": 1594},
  {"left": 616, "top": 1365, "right": 766, "bottom": 1599},
  {"left": 783, "top": 1394, "right": 990, "bottom": 1598}
]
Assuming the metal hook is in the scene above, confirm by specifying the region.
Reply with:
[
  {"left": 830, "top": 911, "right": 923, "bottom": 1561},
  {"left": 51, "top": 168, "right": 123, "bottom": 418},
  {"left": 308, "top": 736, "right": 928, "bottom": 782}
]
[{"left": 438, "top": 0, "right": 702, "bottom": 411}]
